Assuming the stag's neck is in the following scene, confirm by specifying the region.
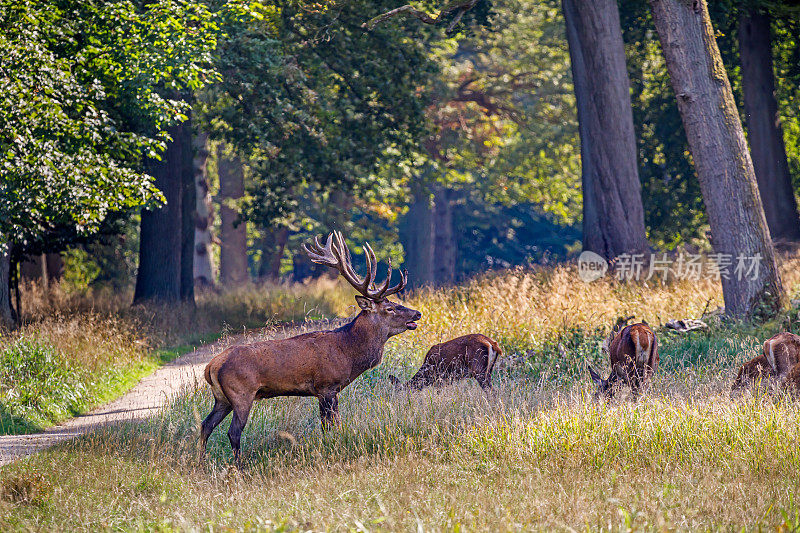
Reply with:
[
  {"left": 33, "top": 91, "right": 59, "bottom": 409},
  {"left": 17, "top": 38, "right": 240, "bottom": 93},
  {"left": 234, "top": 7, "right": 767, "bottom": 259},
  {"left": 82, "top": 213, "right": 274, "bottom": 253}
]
[{"left": 334, "top": 312, "right": 389, "bottom": 368}]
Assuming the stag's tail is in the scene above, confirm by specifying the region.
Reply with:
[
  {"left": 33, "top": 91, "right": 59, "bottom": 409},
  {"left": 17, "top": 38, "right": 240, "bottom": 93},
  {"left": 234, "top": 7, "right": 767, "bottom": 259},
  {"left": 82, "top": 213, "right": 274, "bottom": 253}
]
[
  {"left": 485, "top": 338, "right": 502, "bottom": 381},
  {"left": 204, "top": 356, "right": 231, "bottom": 405}
]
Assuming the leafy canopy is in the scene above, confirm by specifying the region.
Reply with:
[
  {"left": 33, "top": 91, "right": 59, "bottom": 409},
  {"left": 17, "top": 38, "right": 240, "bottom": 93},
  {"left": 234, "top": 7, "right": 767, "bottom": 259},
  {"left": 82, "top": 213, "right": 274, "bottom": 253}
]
[{"left": 0, "top": 0, "right": 222, "bottom": 250}]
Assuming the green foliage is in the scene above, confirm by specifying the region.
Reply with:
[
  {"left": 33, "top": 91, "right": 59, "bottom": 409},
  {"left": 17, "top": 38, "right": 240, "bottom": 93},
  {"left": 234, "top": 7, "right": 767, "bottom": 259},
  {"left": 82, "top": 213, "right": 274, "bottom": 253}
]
[
  {"left": 452, "top": 200, "right": 581, "bottom": 276},
  {"left": 420, "top": 0, "right": 582, "bottom": 222},
  {"left": 0, "top": 0, "right": 220, "bottom": 250},
  {"left": 774, "top": 15, "right": 800, "bottom": 188},
  {"left": 199, "top": 0, "right": 437, "bottom": 227},
  {"left": 0, "top": 339, "right": 87, "bottom": 431}
]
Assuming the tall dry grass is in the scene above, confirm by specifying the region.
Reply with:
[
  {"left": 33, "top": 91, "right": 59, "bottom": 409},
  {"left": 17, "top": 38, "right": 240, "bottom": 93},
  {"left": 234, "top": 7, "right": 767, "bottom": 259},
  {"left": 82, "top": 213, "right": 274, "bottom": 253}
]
[{"left": 3, "top": 255, "right": 800, "bottom": 528}]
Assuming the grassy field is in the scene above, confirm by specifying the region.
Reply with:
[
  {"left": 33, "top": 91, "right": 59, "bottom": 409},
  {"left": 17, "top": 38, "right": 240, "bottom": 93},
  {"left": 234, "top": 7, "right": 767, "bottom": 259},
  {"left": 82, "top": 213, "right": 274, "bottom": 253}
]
[{"left": 3, "top": 259, "right": 800, "bottom": 529}]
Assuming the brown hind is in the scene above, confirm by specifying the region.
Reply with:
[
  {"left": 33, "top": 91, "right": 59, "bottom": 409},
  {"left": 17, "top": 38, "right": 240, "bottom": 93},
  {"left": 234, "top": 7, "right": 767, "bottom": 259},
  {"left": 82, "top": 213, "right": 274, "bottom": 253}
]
[
  {"left": 588, "top": 322, "right": 658, "bottom": 399},
  {"left": 390, "top": 334, "right": 502, "bottom": 393}
]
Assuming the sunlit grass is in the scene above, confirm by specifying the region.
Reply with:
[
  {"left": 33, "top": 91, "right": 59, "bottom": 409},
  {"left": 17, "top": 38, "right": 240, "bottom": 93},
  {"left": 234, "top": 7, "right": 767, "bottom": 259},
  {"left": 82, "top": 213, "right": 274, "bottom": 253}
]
[{"left": 3, "top": 256, "right": 800, "bottom": 528}]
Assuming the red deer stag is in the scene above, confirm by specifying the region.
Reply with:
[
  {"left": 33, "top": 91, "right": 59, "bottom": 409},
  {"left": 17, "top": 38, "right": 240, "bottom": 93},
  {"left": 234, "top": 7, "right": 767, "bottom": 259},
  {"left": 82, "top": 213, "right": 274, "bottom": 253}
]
[
  {"left": 588, "top": 322, "right": 658, "bottom": 399},
  {"left": 389, "top": 334, "right": 502, "bottom": 392},
  {"left": 201, "top": 231, "right": 421, "bottom": 463},
  {"left": 732, "top": 332, "right": 800, "bottom": 391}
]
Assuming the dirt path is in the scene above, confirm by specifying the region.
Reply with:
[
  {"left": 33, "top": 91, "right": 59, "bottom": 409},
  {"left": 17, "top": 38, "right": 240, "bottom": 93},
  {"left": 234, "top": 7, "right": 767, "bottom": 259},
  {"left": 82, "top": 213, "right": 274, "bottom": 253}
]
[{"left": 0, "top": 329, "right": 276, "bottom": 467}]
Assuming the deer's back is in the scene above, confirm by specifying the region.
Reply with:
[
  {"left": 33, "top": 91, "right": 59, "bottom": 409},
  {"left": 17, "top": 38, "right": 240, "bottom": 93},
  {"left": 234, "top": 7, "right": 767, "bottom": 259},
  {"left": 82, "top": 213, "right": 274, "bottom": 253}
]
[
  {"left": 609, "top": 323, "right": 657, "bottom": 371},
  {"left": 207, "top": 331, "right": 355, "bottom": 398},
  {"left": 423, "top": 334, "right": 495, "bottom": 364},
  {"left": 408, "top": 334, "right": 499, "bottom": 386},
  {"left": 763, "top": 332, "right": 800, "bottom": 377},
  {"left": 783, "top": 363, "right": 800, "bottom": 395}
]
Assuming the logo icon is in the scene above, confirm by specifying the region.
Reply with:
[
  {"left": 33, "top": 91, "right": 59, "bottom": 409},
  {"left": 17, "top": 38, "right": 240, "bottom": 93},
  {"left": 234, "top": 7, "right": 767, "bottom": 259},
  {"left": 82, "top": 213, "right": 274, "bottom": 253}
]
[{"left": 578, "top": 250, "right": 607, "bottom": 283}]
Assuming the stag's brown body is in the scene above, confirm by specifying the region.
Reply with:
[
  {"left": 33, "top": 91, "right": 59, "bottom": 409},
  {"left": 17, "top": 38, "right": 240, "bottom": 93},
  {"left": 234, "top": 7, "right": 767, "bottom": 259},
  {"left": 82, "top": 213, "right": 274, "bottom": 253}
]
[
  {"left": 589, "top": 322, "right": 658, "bottom": 399},
  {"left": 201, "top": 232, "right": 421, "bottom": 463},
  {"left": 394, "top": 334, "right": 502, "bottom": 391},
  {"left": 731, "top": 332, "right": 800, "bottom": 392}
]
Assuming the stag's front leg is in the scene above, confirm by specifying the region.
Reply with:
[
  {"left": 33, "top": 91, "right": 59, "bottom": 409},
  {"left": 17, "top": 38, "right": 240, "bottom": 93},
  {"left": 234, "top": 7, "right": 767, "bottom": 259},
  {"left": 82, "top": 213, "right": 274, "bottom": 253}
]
[{"left": 318, "top": 394, "right": 339, "bottom": 431}]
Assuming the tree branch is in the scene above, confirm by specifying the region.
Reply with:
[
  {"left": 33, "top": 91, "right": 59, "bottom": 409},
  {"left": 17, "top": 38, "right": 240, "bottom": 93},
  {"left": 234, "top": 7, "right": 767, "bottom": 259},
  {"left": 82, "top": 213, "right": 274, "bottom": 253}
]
[{"left": 362, "top": 1, "right": 479, "bottom": 32}]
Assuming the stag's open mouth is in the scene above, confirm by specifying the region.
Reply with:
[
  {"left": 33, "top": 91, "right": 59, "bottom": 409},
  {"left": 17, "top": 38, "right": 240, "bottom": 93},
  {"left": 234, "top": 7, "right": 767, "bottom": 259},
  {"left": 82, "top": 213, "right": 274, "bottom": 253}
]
[{"left": 406, "top": 321, "right": 418, "bottom": 330}]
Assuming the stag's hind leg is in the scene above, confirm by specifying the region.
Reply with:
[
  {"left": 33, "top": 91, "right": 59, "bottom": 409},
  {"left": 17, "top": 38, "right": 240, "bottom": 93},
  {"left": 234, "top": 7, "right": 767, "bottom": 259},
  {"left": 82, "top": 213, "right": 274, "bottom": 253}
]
[
  {"left": 227, "top": 398, "right": 254, "bottom": 467},
  {"left": 200, "top": 399, "right": 232, "bottom": 452}
]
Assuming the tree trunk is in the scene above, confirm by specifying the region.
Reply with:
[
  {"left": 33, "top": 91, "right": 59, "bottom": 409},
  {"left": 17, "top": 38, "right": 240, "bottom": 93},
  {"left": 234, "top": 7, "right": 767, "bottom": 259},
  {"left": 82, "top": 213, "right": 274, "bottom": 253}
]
[
  {"left": 257, "top": 227, "right": 288, "bottom": 282},
  {"left": 739, "top": 9, "right": 800, "bottom": 243},
  {"left": 562, "top": 0, "right": 649, "bottom": 259},
  {"left": 399, "top": 190, "right": 434, "bottom": 287},
  {"left": 20, "top": 254, "right": 47, "bottom": 288},
  {"left": 432, "top": 187, "right": 456, "bottom": 284},
  {"left": 217, "top": 146, "right": 249, "bottom": 287},
  {"left": 0, "top": 247, "right": 13, "bottom": 329},
  {"left": 180, "top": 121, "right": 196, "bottom": 303},
  {"left": 134, "top": 125, "right": 184, "bottom": 303},
  {"left": 650, "top": 0, "right": 784, "bottom": 318},
  {"left": 193, "top": 132, "right": 215, "bottom": 289},
  {"left": 563, "top": 0, "right": 601, "bottom": 253},
  {"left": 45, "top": 253, "right": 63, "bottom": 282}
]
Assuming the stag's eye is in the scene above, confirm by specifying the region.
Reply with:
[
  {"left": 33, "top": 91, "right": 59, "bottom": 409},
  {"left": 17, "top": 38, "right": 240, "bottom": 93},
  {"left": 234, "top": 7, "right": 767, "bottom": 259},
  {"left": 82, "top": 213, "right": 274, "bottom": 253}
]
[{"left": 386, "top": 307, "right": 395, "bottom": 313}]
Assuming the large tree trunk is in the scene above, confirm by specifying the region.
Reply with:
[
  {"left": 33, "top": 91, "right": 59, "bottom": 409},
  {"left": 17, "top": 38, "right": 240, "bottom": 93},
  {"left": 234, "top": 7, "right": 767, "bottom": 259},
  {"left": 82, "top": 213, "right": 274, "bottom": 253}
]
[
  {"left": 193, "top": 132, "right": 215, "bottom": 288},
  {"left": 257, "top": 227, "right": 289, "bottom": 282},
  {"left": 217, "top": 147, "right": 249, "bottom": 287},
  {"left": 432, "top": 187, "right": 456, "bottom": 284},
  {"left": 562, "top": 0, "right": 649, "bottom": 259},
  {"left": 45, "top": 253, "right": 63, "bottom": 282},
  {"left": 20, "top": 253, "right": 63, "bottom": 289},
  {"left": 0, "top": 248, "right": 13, "bottom": 329},
  {"left": 180, "top": 121, "right": 196, "bottom": 303},
  {"left": 399, "top": 190, "right": 434, "bottom": 287},
  {"left": 650, "top": 0, "right": 784, "bottom": 318},
  {"left": 20, "top": 254, "right": 47, "bottom": 288},
  {"left": 563, "top": 0, "right": 601, "bottom": 253},
  {"left": 739, "top": 9, "right": 800, "bottom": 243},
  {"left": 134, "top": 125, "right": 184, "bottom": 303}
]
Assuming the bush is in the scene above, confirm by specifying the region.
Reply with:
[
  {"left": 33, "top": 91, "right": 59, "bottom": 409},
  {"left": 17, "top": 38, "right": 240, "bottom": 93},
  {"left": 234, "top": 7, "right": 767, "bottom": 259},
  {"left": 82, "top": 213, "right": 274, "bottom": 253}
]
[{"left": 0, "top": 339, "right": 88, "bottom": 432}]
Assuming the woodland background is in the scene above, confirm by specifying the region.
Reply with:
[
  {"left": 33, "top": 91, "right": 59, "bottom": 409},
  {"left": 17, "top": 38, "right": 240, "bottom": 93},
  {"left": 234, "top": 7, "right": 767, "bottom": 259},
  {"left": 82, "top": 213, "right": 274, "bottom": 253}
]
[{"left": 3, "top": 0, "right": 799, "bottom": 320}]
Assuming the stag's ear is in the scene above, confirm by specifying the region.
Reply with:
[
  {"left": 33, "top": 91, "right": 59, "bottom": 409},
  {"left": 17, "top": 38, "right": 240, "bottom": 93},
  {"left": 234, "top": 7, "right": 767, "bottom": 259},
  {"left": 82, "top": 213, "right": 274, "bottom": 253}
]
[
  {"left": 588, "top": 366, "right": 604, "bottom": 387},
  {"left": 355, "top": 295, "right": 377, "bottom": 311}
]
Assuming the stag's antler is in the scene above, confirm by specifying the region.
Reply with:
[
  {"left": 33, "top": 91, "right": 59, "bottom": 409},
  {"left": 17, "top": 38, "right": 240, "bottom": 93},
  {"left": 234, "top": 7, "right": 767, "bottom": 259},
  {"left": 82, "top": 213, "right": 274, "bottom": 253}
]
[{"left": 303, "top": 231, "right": 408, "bottom": 301}]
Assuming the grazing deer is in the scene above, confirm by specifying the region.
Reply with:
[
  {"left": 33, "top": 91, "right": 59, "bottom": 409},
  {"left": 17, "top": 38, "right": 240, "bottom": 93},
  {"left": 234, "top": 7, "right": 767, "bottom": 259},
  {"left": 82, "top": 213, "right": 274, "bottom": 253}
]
[
  {"left": 781, "top": 362, "right": 800, "bottom": 397},
  {"left": 731, "top": 332, "right": 800, "bottom": 392},
  {"left": 588, "top": 322, "right": 658, "bottom": 399},
  {"left": 731, "top": 353, "right": 772, "bottom": 391},
  {"left": 389, "top": 334, "right": 502, "bottom": 392},
  {"left": 761, "top": 332, "right": 800, "bottom": 379},
  {"left": 201, "top": 231, "right": 421, "bottom": 463}
]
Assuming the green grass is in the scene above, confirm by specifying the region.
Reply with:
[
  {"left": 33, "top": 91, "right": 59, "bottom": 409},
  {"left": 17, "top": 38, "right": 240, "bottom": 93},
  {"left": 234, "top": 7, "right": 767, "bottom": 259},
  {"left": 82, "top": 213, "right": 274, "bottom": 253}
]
[
  {"left": 3, "top": 321, "right": 800, "bottom": 530},
  {"left": 4, "top": 264, "right": 800, "bottom": 529}
]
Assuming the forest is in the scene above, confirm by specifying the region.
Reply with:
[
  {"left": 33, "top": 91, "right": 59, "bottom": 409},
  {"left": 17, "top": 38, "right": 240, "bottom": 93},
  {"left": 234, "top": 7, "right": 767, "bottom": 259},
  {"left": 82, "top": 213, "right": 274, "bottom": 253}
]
[{"left": 2, "top": 0, "right": 800, "bottom": 530}]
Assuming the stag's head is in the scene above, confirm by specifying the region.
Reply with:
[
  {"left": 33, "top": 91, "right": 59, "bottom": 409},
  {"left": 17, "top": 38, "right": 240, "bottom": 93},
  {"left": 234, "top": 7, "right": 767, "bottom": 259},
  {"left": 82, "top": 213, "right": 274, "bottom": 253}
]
[{"left": 304, "top": 231, "right": 421, "bottom": 337}]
